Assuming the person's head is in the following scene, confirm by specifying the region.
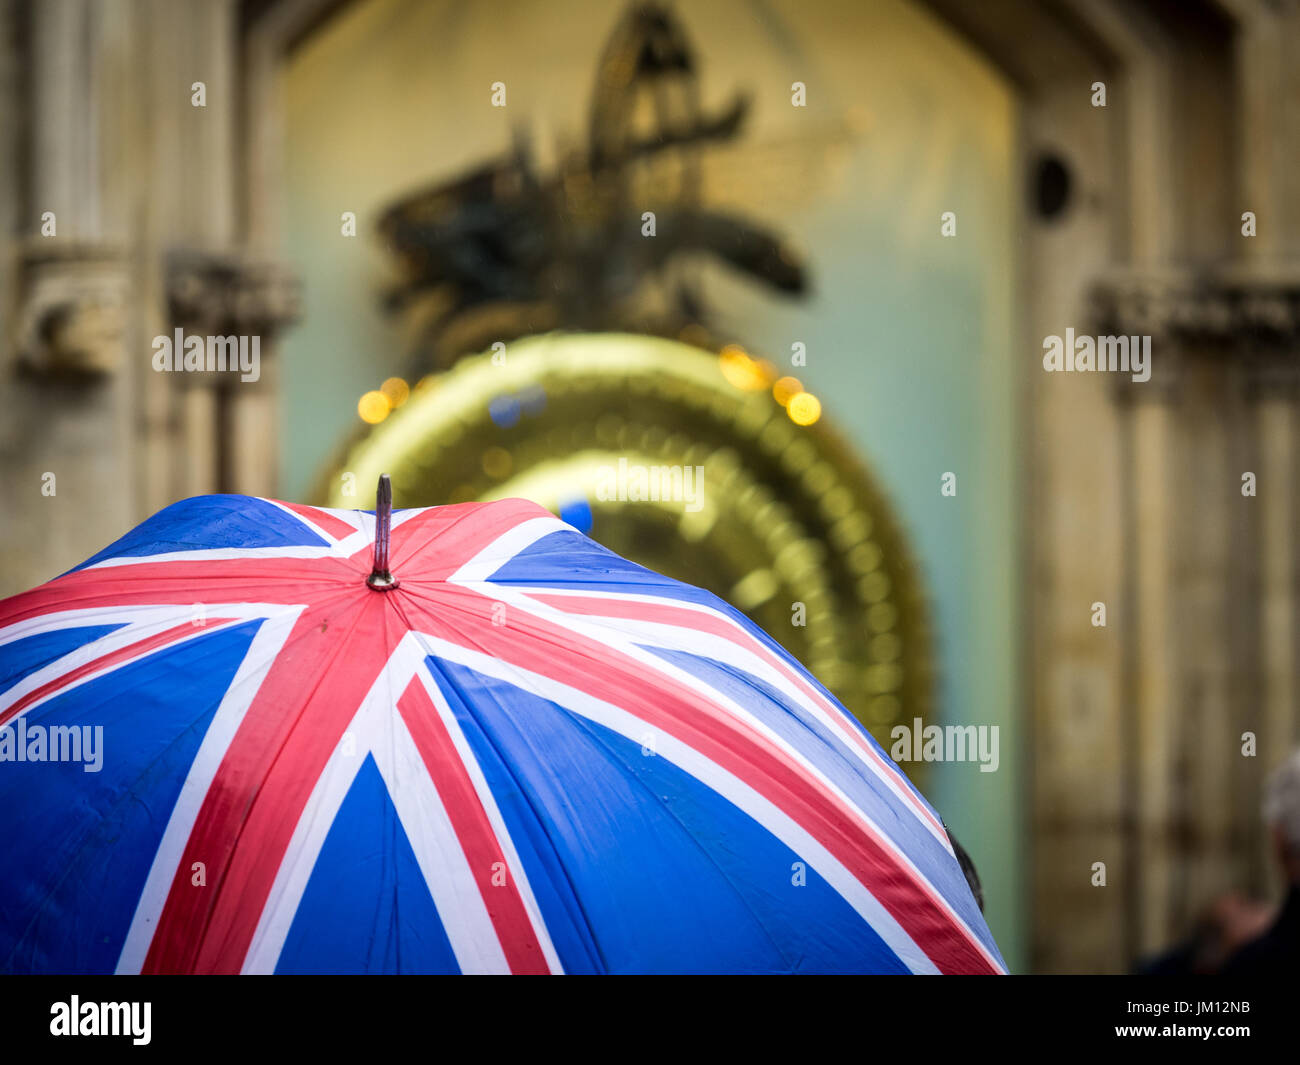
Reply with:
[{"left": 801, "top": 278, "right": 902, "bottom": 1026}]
[{"left": 1263, "top": 749, "right": 1300, "bottom": 885}]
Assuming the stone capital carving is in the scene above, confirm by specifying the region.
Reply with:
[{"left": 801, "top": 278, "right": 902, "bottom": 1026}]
[
  {"left": 1091, "top": 267, "right": 1300, "bottom": 401},
  {"left": 1091, "top": 268, "right": 1300, "bottom": 347},
  {"left": 166, "top": 249, "right": 300, "bottom": 341},
  {"left": 14, "top": 243, "right": 130, "bottom": 379}
]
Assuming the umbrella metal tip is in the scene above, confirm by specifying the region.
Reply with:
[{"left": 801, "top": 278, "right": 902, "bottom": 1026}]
[{"left": 367, "top": 472, "right": 398, "bottom": 591}]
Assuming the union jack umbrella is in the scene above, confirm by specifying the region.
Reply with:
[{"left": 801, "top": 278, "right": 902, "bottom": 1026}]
[{"left": 0, "top": 478, "right": 1005, "bottom": 974}]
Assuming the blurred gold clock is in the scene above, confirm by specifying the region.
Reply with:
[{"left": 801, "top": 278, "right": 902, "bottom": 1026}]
[{"left": 322, "top": 332, "right": 934, "bottom": 755}]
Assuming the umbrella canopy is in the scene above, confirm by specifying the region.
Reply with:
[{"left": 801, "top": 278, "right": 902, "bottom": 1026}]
[{"left": 0, "top": 487, "right": 1005, "bottom": 974}]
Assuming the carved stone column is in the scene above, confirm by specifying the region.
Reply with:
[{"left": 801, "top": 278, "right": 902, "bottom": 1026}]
[
  {"left": 0, "top": 0, "right": 136, "bottom": 593},
  {"left": 1246, "top": 357, "right": 1298, "bottom": 885},
  {"left": 1096, "top": 267, "right": 1300, "bottom": 949},
  {"left": 166, "top": 250, "right": 300, "bottom": 494},
  {"left": 1231, "top": 0, "right": 1300, "bottom": 892},
  {"left": 0, "top": 0, "right": 299, "bottom": 594}
]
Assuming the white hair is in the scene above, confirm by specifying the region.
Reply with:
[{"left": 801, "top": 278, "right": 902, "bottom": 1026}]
[{"left": 1263, "top": 749, "right": 1300, "bottom": 852}]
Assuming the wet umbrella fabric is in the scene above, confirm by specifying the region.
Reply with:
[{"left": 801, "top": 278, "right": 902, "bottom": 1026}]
[{"left": 0, "top": 493, "right": 1005, "bottom": 974}]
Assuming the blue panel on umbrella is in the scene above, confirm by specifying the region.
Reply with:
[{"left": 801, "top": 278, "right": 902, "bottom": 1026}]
[
  {"left": 70, "top": 495, "right": 330, "bottom": 572},
  {"left": 0, "top": 619, "right": 264, "bottom": 974},
  {"left": 426, "top": 655, "right": 910, "bottom": 974},
  {"left": 646, "top": 644, "right": 948, "bottom": 841},
  {"left": 276, "top": 754, "right": 460, "bottom": 974},
  {"left": 0, "top": 623, "right": 125, "bottom": 694},
  {"left": 645, "top": 644, "right": 999, "bottom": 962},
  {"left": 484, "top": 528, "right": 721, "bottom": 607},
  {"left": 423, "top": 660, "right": 604, "bottom": 975}
]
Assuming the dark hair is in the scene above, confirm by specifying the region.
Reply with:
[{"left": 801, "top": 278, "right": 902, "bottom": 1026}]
[{"left": 946, "top": 829, "right": 985, "bottom": 912}]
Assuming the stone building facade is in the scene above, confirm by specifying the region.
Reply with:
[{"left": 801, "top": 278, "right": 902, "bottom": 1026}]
[{"left": 2, "top": 0, "right": 1299, "bottom": 972}]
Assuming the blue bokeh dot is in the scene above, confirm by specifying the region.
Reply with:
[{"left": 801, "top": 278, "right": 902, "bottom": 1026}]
[{"left": 558, "top": 498, "right": 593, "bottom": 534}]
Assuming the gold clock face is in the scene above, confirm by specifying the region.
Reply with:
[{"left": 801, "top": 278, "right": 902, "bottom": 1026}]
[{"left": 323, "top": 333, "right": 934, "bottom": 755}]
